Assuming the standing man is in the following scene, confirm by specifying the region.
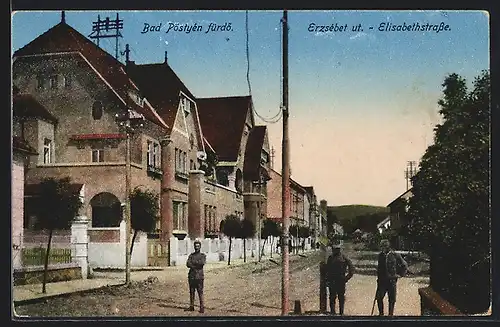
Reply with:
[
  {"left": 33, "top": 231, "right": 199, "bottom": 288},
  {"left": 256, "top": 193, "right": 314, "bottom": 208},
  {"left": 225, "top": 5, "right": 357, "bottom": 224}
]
[
  {"left": 186, "top": 240, "right": 206, "bottom": 313},
  {"left": 326, "top": 243, "right": 355, "bottom": 315},
  {"left": 375, "top": 239, "right": 408, "bottom": 316}
]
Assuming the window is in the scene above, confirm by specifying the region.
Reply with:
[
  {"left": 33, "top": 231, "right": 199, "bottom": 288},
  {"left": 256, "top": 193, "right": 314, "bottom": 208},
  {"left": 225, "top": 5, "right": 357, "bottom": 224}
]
[
  {"left": 63, "top": 75, "right": 72, "bottom": 88},
  {"left": 173, "top": 201, "right": 187, "bottom": 230},
  {"left": 37, "top": 76, "right": 45, "bottom": 90},
  {"left": 190, "top": 159, "right": 195, "bottom": 171},
  {"left": 153, "top": 143, "right": 160, "bottom": 168},
  {"left": 43, "top": 139, "right": 52, "bottom": 164},
  {"left": 147, "top": 140, "right": 161, "bottom": 168},
  {"left": 92, "top": 149, "right": 105, "bottom": 162},
  {"left": 49, "top": 75, "right": 58, "bottom": 89},
  {"left": 180, "top": 97, "right": 191, "bottom": 114},
  {"left": 92, "top": 101, "right": 103, "bottom": 120},
  {"left": 175, "top": 148, "right": 188, "bottom": 174}
]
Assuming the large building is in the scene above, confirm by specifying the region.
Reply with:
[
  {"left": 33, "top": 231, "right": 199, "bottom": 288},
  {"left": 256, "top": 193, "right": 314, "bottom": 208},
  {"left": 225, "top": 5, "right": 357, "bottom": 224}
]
[{"left": 12, "top": 16, "right": 271, "bottom": 266}]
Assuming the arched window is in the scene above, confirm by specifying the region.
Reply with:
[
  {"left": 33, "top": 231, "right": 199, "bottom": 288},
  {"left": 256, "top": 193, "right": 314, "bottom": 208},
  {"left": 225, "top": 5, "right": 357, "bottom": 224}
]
[
  {"left": 90, "top": 192, "right": 122, "bottom": 227},
  {"left": 235, "top": 168, "right": 243, "bottom": 193},
  {"left": 92, "top": 100, "right": 103, "bottom": 120},
  {"left": 216, "top": 169, "right": 229, "bottom": 186}
]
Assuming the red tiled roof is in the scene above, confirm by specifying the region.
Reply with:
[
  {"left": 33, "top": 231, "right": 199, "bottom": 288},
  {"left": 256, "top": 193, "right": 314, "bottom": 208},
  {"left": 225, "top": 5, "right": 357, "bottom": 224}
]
[
  {"left": 70, "top": 133, "right": 126, "bottom": 140},
  {"left": 13, "top": 93, "right": 58, "bottom": 123},
  {"left": 25, "top": 182, "right": 84, "bottom": 196},
  {"left": 12, "top": 136, "right": 37, "bottom": 155},
  {"left": 197, "top": 96, "right": 252, "bottom": 162},
  {"left": 126, "top": 62, "right": 196, "bottom": 135},
  {"left": 269, "top": 168, "right": 307, "bottom": 194},
  {"left": 243, "top": 126, "right": 268, "bottom": 181},
  {"left": 13, "top": 22, "right": 167, "bottom": 130}
]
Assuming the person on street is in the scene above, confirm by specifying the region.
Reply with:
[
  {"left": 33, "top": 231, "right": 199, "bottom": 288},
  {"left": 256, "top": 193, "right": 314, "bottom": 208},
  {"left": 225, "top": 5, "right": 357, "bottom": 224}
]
[
  {"left": 186, "top": 239, "right": 206, "bottom": 313},
  {"left": 326, "top": 243, "right": 355, "bottom": 315},
  {"left": 375, "top": 239, "right": 408, "bottom": 316}
]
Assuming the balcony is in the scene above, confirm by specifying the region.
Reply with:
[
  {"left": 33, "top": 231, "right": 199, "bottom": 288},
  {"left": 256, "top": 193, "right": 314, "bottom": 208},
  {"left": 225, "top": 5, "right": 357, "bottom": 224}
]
[
  {"left": 147, "top": 165, "right": 163, "bottom": 179},
  {"left": 175, "top": 171, "right": 189, "bottom": 182}
]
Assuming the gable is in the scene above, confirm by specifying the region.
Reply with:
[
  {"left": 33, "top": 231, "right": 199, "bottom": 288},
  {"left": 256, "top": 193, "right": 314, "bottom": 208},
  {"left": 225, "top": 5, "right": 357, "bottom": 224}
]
[{"left": 197, "top": 96, "right": 252, "bottom": 162}]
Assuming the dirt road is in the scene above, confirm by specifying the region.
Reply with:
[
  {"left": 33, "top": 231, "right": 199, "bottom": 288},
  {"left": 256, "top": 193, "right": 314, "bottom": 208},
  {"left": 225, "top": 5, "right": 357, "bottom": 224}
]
[{"left": 14, "top": 247, "right": 429, "bottom": 317}]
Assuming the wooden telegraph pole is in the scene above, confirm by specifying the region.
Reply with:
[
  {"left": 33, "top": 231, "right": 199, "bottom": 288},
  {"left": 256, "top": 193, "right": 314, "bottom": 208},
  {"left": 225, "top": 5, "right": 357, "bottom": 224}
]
[{"left": 281, "top": 10, "right": 290, "bottom": 316}]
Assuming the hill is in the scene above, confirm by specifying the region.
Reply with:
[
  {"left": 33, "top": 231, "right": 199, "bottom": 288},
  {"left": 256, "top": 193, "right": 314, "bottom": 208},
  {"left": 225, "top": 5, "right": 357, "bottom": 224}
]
[{"left": 327, "top": 204, "right": 389, "bottom": 223}]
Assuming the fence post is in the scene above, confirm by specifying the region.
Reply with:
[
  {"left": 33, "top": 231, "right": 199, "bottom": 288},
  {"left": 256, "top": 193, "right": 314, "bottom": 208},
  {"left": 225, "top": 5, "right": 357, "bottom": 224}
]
[{"left": 71, "top": 216, "right": 89, "bottom": 279}]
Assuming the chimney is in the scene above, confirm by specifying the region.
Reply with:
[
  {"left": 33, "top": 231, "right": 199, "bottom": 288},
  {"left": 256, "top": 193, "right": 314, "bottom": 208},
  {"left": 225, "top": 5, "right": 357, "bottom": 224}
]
[
  {"left": 61, "top": 11, "right": 66, "bottom": 23},
  {"left": 164, "top": 51, "right": 168, "bottom": 63},
  {"left": 125, "top": 44, "right": 130, "bottom": 64}
]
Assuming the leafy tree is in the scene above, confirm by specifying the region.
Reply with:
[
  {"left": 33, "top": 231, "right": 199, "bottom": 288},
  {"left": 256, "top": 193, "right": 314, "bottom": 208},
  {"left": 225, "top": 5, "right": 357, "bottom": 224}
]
[
  {"left": 261, "top": 219, "right": 281, "bottom": 258},
  {"left": 326, "top": 212, "right": 338, "bottom": 236},
  {"left": 289, "top": 224, "right": 301, "bottom": 254},
  {"left": 36, "top": 177, "right": 83, "bottom": 293},
  {"left": 298, "top": 226, "right": 310, "bottom": 252},
  {"left": 220, "top": 214, "right": 241, "bottom": 265},
  {"left": 130, "top": 188, "right": 159, "bottom": 256},
  {"left": 407, "top": 71, "right": 490, "bottom": 313},
  {"left": 240, "top": 219, "right": 255, "bottom": 263}
]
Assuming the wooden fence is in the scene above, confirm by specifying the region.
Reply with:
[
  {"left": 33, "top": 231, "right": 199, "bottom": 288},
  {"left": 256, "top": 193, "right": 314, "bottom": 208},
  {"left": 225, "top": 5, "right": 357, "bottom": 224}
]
[{"left": 22, "top": 247, "right": 73, "bottom": 266}]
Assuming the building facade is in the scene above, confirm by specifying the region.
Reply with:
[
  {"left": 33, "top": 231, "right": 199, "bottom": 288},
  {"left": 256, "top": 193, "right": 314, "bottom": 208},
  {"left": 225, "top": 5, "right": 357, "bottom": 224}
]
[{"left": 12, "top": 17, "right": 272, "bottom": 267}]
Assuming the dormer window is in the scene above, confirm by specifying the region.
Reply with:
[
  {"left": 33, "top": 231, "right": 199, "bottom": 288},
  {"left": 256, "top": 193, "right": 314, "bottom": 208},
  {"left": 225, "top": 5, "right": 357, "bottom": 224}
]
[
  {"left": 181, "top": 97, "right": 191, "bottom": 114},
  {"left": 261, "top": 151, "right": 269, "bottom": 165},
  {"left": 128, "top": 90, "right": 144, "bottom": 107}
]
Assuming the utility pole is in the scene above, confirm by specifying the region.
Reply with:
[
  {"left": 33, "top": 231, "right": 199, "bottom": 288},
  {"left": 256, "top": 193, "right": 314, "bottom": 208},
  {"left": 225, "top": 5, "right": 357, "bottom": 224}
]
[
  {"left": 281, "top": 10, "right": 290, "bottom": 316},
  {"left": 116, "top": 110, "right": 144, "bottom": 285},
  {"left": 89, "top": 13, "right": 124, "bottom": 60},
  {"left": 257, "top": 178, "right": 262, "bottom": 262},
  {"left": 404, "top": 160, "right": 417, "bottom": 191}
]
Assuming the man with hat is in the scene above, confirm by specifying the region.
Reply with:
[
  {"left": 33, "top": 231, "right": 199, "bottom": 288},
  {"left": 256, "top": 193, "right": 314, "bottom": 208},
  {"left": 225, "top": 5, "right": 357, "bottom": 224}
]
[
  {"left": 375, "top": 239, "right": 408, "bottom": 316},
  {"left": 186, "top": 239, "right": 206, "bottom": 313},
  {"left": 326, "top": 242, "right": 355, "bottom": 315}
]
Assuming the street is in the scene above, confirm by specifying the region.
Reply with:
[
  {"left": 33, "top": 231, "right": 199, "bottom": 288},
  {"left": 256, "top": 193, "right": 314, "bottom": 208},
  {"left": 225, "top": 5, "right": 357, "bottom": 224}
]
[{"left": 14, "top": 244, "right": 429, "bottom": 317}]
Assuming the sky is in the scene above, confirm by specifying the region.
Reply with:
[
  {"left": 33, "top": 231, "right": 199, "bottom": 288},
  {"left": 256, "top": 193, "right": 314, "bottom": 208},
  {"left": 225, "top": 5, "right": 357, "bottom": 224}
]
[{"left": 11, "top": 10, "right": 490, "bottom": 206}]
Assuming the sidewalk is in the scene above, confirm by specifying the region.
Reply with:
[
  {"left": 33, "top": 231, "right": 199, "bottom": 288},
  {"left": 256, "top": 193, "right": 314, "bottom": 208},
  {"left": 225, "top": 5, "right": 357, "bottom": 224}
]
[
  {"left": 13, "top": 278, "right": 123, "bottom": 304},
  {"left": 13, "top": 250, "right": 317, "bottom": 305}
]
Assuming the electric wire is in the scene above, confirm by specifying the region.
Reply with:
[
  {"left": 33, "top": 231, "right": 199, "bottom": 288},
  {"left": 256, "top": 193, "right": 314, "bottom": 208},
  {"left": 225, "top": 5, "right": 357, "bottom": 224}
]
[{"left": 245, "top": 11, "right": 283, "bottom": 124}]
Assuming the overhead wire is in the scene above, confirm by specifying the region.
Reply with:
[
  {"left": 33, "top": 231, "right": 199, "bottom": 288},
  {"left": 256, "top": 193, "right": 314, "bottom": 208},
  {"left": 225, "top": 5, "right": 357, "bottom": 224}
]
[{"left": 245, "top": 10, "right": 283, "bottom": 124}]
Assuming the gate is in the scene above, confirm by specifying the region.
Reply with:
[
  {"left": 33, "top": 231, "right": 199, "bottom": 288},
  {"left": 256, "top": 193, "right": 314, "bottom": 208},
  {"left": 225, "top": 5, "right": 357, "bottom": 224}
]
[{"left": 147, "top": 239, "right": 169, "bottom": 267}]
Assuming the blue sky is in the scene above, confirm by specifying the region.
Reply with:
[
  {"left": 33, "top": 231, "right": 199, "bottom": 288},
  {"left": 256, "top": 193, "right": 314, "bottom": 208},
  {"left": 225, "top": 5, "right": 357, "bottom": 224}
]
[{"left": 11, "top": 10, "right": 490, "bottom": 206}]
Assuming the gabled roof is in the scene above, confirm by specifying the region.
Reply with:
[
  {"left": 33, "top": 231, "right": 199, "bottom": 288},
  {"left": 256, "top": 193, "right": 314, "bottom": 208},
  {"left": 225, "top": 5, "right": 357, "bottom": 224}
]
[
  {"left": 197, "top": 96, "right": 252, "bottom": 162},
  {"left": 243, "top": 125, "right": 268, "bottom": 181},
  {"left": 387, "top": 188, "right": 413, "bottom": 207},
  {"left": 269, "top": 168, "right": 307, "bottom": 194},
  {"left": 13, "top": 22, "right": 167, "bottom": 130},
  {"left": 126, "top": 62, "right": 196, "bottom": 135},
  {"left": 13, "top": 93, "right": 58, "bottom": 123},
  {"left": 377, "top": 216, "right": 391, "bottom": 228},
  {"left": 12, "top": 136, "right": 38, "bottom": 155}
]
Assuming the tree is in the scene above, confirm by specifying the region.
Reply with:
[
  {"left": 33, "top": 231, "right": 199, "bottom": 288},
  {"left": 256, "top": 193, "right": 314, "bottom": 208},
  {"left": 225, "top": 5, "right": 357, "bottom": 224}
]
[
  {"left": 289, "top": 224, "right": 300, "bottom": 254},
  {"left": 220, "top": 214, "right": 241, "bottom": 265},
  {"left": 326, "top": 212, "right": 338, "bottom": 235},
  {"left": 261, "top": 219, "right": 281, "bottom": 258},
  {"left": 36, "top": 177, "right": 83, "bottom": 293},
  {"left": 298, "top": 226, "right": 310, "bottom": 252},
  {"left": 407, "top": 71, "right": 490, "bottom": 313},
  {"left": 130, "top": 188, "right": 159, "bottom": 256},
  {"left": 240, "top": 219, "right": 255, "bottom": 263}
]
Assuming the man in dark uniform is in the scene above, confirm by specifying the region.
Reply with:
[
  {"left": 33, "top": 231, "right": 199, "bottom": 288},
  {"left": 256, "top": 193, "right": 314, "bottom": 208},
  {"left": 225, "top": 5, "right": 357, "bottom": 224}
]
[
  {"left": 186, "top": 240, "right": 206, "bottom": 313},
  {"left": 326, "top": 243, "right": 355, "bottom": 315},
  {"left": 376, "top": 239, "right": 408, "bottom": 316}
]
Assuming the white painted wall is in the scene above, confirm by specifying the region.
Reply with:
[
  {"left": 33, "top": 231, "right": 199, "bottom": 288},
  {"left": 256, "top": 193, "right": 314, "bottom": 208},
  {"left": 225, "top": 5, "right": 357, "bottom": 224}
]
[{"left": 87, "top": 220, "right": 148, "bottom": 268}]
